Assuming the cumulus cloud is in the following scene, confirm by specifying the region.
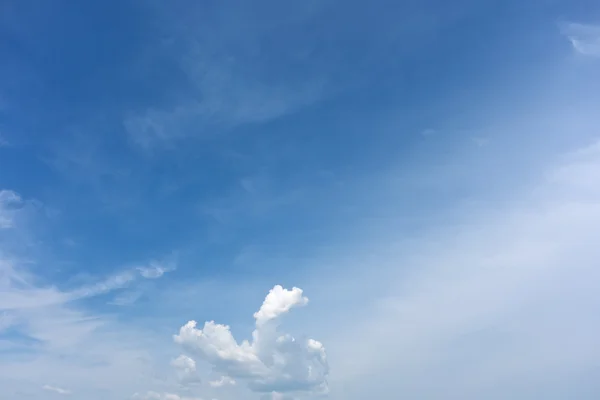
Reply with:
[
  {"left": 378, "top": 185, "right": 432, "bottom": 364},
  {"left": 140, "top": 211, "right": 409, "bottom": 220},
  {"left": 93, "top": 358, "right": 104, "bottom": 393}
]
[
  {"left": 173, "top": 285, "right": 328, "bottom": 396},
  {"left": 560, "top": 22, "right": 600, "bottom": 57},
  {"left": 171, "top": 354, "right": 201, "bottom": 384},
  {"left": 172, "top": 354, "right": 196, "bottom": 372},
  {"left": 253, "top": 286, "right": 309, "bottom": 326},
  {"left": 42, "top": 385, "right": 71, "bottom": 395}
]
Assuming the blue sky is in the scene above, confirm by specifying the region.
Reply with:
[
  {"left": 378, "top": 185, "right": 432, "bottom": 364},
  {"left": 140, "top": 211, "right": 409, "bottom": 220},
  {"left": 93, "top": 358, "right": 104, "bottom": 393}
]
[{"left": 1, "top": 0, "right": 600, "bottom": 399}]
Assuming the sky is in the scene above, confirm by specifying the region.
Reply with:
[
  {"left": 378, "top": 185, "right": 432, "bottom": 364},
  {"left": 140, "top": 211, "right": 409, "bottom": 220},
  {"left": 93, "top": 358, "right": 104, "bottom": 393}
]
[{"left": 1, "top": 0, "right": 600, "bottom": 399}]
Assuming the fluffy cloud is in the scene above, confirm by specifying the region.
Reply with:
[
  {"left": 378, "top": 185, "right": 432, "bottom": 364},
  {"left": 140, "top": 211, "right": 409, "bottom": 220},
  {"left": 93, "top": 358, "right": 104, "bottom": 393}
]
[
  {"left": 172, "top": 354, "right": 196, "bottom": 373},
  {"left": 253, "top": 286, "right": 309, "bottom": 326},
  {"left": 172, "top": 354, "right": 201, "bottom": 384},
  {"left": 42, "top": 385, "right": 71, "bottom": 395},
  {"left": 173, "top": 285, "right": 328, "bottom": 396}
]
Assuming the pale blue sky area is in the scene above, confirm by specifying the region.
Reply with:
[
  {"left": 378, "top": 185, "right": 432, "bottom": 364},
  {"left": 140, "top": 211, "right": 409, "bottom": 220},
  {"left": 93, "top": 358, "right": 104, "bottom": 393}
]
[{"left": 1, "top": 1, "right": 600, "bottom": 399}]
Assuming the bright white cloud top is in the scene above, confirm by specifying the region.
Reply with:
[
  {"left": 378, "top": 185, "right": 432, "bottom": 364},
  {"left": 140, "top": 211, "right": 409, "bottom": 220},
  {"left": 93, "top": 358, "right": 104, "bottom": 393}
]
[{"left": 174, "top": 285, "right": 328, "bottom": 397}]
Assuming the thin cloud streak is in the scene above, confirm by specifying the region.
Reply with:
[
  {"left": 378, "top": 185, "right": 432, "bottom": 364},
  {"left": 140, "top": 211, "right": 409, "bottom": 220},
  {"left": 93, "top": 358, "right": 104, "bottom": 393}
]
[
  {"left": 43, "top": 385, "right": 72, "bottom": 395},
  {"left": 560, "top": 22, "right": 600, "bottom": 57},
  {"left": 309, "top": 139, "right": 600, "bottom": 399}
]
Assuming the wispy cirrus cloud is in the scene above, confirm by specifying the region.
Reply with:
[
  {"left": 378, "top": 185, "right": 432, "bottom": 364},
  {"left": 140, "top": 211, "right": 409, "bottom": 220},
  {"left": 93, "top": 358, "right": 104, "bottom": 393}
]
[
  {"left": 108, "top": 290, "right": 143, "bottom": 307},
  {"left": 0, "top": 187, "right": 179, "bottom": 399},
  {"left": 560, "top": 22, "right": 600, "bottom": 57},
  {"left": 0, "top": 189, "right": 22, "bottom": 229},
  {"left": 124, "top": 81, "right": 324, "bottom": 152},
  {"left": 123, "top": 0, "right": 448, "bottom": 152},
  {"left": 307, "top": 138, "right": 600, "bottom": 399},
  {"left": 42, "top": 385, "right": 72, "bottom": 395},
  {"left": 122, "top": 3, "right": 332, "bottom": 151},
  {"left": 0, "top": 310, "right": 15, "bottom": 332},
  {"left": 137, "top": 261, "right": 175, "bottom": 279},
  {"left": 0, "top": 254, "right": 175, "bottom": 311}
]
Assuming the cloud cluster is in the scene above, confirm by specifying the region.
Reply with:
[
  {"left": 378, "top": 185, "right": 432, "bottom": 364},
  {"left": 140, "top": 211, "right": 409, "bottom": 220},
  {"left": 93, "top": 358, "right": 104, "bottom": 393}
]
[{"left": 173, "top": 285, "right": 328, "bottom": 397}]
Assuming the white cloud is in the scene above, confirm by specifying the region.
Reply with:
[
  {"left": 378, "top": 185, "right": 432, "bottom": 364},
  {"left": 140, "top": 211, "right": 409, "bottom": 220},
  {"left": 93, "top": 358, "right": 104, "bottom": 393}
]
[
  {"left": 42, "top": 385, "right": 71, "bottom": 395},
  {"left": 124, "top": 83, "right": 322, "bottom": 151},
  {"left": 0, "top": 193, "right": 175, "bottom": 399},
  {"left": 0, "top": 311, "right": 15, "bottom": 332},
  {"left": 0, "top": 189, "right": 20, "bottom": 204},
  {"left": 0, "top": 231, "right": 174, "bottom": 311},
  {"left": 208, "top": 376, "right": 236, "bottom": 388},
  {"left": 0, "top": 258, "right": 69, "bottom": 310},
  {"left": 311, "top": 139, "right": 600, "bottom": 399},
  {"left": 171, "top": 354, "right": 201, "bottom": 384},
  {"left": 171, "top": 354, "right": 196, "bottom": 372},
  {"left": 0, "top": 186, "right": 268, "bottom": 400},
  {"left": 137, "top": 261, "right": 175, "bottom": 279},
  {"left": 261, "top": 393, "right": 295, "bottom": 400},
  {"left": 253, "top": 286, "right": 308, "bottom": 326},
  {"left": 560, "top": 22, "right": 600, "bottom": 57},
  {"left": 1, "top": 295, "right": 160, "bottom": 399},
  {"left": 0, "top": 189, "right": 22, "bottom": 228},
  {"left": 108, "top": 290, "right": 143, "bottom": 306},
  {"left": 132, "top": 391, "right": 203, "bottom": 400},
  {"left": 173, "top": 285, "right": 328, "bottom": 396},
  {"left": 121, "top": 3, "right": 338, "bottom": 152},
  {"left": 0, "top": 257, "right": 172, "bottom": 311},
  {"left": 69, "top": 270, "right": 137, "bottom": 300}
]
